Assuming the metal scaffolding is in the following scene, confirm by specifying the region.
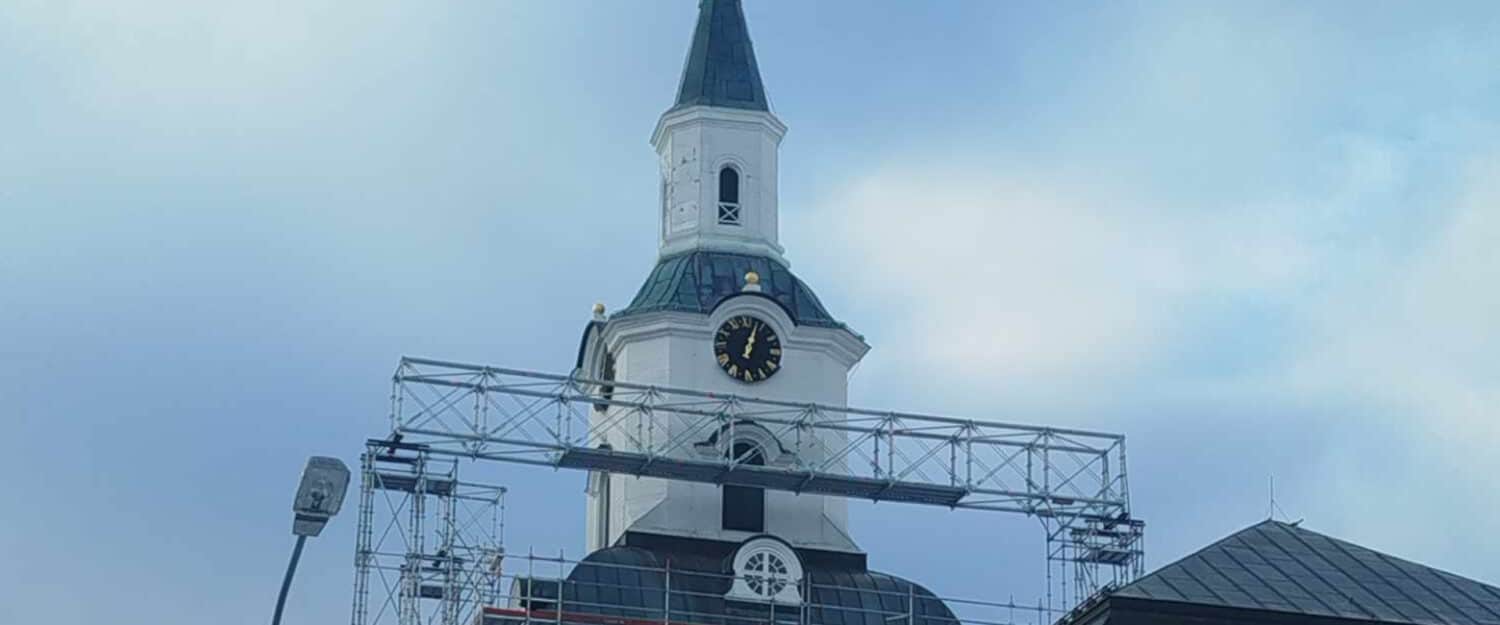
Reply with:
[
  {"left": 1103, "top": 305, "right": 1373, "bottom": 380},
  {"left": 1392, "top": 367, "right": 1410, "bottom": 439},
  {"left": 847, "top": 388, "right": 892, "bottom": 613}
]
[
  {"left": 481, "top": 550, "right": 1063, "bottom": 625},
  {"left": 352, "top": 439, "right": 507, "bottom": 625},
  {"left": 1046, "top": 513, "right": 1145, "bottom": 613},
  {"left": 379, "top": 356, "right": 1143, "bottom": 615}
]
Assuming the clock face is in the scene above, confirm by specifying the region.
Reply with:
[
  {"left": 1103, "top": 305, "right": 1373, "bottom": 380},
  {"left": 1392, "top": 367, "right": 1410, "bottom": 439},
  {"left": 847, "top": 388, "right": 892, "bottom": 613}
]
[{"left": 714, "top": 314, "right": 781, "bottom": 383}]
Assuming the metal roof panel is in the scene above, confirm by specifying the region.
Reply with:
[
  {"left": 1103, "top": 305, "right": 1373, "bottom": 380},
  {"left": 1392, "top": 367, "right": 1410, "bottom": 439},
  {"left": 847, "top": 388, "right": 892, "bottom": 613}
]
[{"left": 1114, "top": 521, "right": 1500, "bottom": 625}]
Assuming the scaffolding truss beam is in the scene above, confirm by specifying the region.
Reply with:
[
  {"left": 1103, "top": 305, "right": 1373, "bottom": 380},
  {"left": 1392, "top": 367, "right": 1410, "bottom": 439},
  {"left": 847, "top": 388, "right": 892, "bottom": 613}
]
[
  {"left": 390, "top": 357, "right": 1134, "bottom": 520},
  {"left": 385, "top": 356, "right": 1144, "bottom": 611}
]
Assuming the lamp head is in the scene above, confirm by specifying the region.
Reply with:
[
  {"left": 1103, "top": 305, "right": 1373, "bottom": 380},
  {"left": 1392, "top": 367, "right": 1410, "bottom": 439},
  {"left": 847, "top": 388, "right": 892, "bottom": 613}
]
[{"left": 292, "top": 456, "right": 351, "bottom": 537}]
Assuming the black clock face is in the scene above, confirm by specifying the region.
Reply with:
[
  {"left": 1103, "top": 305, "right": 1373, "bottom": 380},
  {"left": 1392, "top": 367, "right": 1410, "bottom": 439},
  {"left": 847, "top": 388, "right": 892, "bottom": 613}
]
[{"left": 714, "top": 314, "right": 781, "bottom": 383}]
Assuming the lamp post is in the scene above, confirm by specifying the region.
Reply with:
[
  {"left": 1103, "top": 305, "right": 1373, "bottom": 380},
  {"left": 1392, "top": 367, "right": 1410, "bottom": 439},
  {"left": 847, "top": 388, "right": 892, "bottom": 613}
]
[{"left": 273, "top": 456, "right": 351, "bottom": 625}]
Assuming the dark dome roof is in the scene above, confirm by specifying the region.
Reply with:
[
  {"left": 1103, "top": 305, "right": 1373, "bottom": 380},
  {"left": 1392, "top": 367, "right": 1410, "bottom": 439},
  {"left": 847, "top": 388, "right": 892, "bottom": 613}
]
[
  {"left": 616, "top": 251, "right": 845, "bottom": 330},
  {"left": 555, "top": 546, "right": 955, "bottom": 625}
]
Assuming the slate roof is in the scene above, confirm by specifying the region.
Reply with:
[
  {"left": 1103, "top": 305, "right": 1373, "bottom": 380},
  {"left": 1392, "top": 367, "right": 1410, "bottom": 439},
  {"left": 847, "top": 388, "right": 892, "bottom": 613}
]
[
  {"left": 616, "top": 251, "right": 844, "bottom": 329},
  {"left": 1116, "top": 520, "right": 1500, "bottom": 625},
  {"left": 672, "top": 0, "right": 770, "bottom": 112},
  {"left": 551, "top": 544, "right": 955, "bottom": 625}
]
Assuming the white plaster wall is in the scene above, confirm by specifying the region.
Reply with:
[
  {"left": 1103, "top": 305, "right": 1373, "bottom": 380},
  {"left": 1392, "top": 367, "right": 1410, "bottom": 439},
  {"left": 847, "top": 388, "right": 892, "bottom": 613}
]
[
  {"left": 586, "top": 296, "right": 868, "bottom": 553},
  {"left": 655, "top": 106, "right": 786, "bottom": 262},
  {"left": 584, "top": 102, "right": 861, "bottom": 554}
]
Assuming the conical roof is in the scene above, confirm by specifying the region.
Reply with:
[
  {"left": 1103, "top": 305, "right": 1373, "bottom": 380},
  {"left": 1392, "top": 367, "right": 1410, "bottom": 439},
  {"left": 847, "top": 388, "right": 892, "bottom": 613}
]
[{"left": 672, "top": 0, "right": 769, "bottom": 112}]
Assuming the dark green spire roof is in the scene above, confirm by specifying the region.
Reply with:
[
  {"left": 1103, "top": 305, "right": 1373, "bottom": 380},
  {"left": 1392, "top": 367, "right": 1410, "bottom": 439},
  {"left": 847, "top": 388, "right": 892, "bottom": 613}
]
[{"left": 672, "top": 0, "right": 770, "bottom": 112}]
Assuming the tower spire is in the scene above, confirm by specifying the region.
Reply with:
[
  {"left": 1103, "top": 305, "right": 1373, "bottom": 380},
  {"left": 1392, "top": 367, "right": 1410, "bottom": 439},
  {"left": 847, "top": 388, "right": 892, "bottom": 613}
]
[
  {"left": 673, "top": 0, "right": 769, "bottom": 112},
  {"left": 653, "top": 0, "right": 786, "bottom": 262}
]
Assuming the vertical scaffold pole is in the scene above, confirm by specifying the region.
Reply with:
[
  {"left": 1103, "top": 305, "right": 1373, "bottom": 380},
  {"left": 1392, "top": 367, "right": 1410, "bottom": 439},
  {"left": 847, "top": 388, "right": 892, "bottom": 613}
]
[
  {"left": 906, "top": 583, "right": 915, "bottom": 625},
  {"left": 525, "top": 547, "right": 535, "bottom": 625},
  {"left": 401, "top": 451, "right": 427, "bottom": 625},
  {"left": 801, "top": 575, "right": 810, "bottom": 625},
  {"left": 441, "top": 461, "right": 459, "bottom": 625},
  {"left": 352, "top": 449, "right": 374, "bottom": 625}
]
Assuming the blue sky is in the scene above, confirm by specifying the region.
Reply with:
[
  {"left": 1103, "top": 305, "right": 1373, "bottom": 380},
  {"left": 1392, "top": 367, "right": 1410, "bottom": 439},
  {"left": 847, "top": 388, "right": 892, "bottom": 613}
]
[{"left": 3, "top": 1, "right": 1499, "bottom": 623}]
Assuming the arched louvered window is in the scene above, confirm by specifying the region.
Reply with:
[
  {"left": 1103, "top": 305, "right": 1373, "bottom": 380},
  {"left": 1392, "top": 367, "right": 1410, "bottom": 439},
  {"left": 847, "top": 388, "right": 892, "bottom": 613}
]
[
  {"left": 722, "top": 441, "right": 764, "bottom": 532},
  {"left": 717, "top": 166, "right": 741, "bottom": 225}
]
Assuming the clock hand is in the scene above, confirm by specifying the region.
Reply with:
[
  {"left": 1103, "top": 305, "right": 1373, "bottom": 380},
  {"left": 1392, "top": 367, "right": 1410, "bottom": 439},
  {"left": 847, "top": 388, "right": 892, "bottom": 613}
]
[{"left": 743, "top": 324, "right": 757, "bottom": 359}]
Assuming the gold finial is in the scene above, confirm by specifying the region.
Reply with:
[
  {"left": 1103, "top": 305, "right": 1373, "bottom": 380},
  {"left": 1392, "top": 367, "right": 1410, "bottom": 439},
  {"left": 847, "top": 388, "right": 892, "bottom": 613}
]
[
  {"left": 592, "top": 302, "right": 606, "bottom": 319},
  {"left": 741, "top": 271, "right": 763, "bottom": 293}
]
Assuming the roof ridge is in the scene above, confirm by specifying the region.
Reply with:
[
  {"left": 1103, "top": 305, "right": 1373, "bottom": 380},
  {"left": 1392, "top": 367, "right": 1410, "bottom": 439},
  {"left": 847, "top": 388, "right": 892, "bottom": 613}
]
[
  {"left": 1279, "top": 521, "right": 1500, "bottom": 592},
  {"left": 1283, "top": 523, "right": 1500, "bottom": 623},
  {"left": 1312, "top": 526, "right": 1446, "bottom": 623},
  {"left": 1374, "top": 547, "right": 1476, "bottom": 624},
  {"left": 1212, "top": 532, "right": 1298, "bottom": 610},
  {"left": 1114, "top": 519, "right": 1277, "bottom": 595},
  {"left": 1254, "top": 522, "right": 1371, "bottom": 618},
  {"left": 1273, "top": 522, "right": 1410, "bottom": 620},
  {"left": 1428, "top": 565, "right": 1500, "bottom": 622}
]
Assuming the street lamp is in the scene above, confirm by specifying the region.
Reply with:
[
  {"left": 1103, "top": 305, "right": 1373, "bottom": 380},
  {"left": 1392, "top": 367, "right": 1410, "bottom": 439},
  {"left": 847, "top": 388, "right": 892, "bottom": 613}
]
[{"left": 273, "top": 456, "right": 351, "bottom": 625}]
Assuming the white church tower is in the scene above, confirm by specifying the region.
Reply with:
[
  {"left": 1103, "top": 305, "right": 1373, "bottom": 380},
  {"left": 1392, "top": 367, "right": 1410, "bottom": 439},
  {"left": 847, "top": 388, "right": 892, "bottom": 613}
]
[
  {"left": 577, "top": 0, "right": 870, "bottom": 560},
  {"left": 653, "top": 0, "right": 786, "bottom": 263}
]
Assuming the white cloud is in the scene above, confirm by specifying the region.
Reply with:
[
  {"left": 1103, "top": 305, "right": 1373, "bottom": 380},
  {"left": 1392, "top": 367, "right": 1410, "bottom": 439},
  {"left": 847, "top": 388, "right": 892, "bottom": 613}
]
[
  {"left": 803, "top": 159, "right": 1331, "bottom": 395},
  {"left": 1287, "top": 154, "right": 1500, "bottom": 574},
  {"left": 815, "top": 170, "right": 1176, "bottom": 381},
  {"left": 802, "top": 123, "right": 1500, "bottom": 582}
]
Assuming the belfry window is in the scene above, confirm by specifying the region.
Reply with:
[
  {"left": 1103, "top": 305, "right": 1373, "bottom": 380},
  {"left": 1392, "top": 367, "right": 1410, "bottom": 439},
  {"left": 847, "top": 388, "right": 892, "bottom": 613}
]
[
  {"left": 722, "top": 441, "right": 765, "bottom": 532},
  {"left": 717, "top": 166, "right": 741, "bottom": 225}
]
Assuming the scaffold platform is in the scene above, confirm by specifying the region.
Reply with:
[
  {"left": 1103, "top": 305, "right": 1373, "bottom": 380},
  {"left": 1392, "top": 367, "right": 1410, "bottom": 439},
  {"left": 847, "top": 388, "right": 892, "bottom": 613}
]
[{"left": 356, "top": 357, "right": 1145, "bottom": 625}]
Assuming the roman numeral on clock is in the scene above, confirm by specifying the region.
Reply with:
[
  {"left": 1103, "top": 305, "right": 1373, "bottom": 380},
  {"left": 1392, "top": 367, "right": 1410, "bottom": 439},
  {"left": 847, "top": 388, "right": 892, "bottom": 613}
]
[{"left": 712, "top": 314, "right": 782, "bottom": 384}]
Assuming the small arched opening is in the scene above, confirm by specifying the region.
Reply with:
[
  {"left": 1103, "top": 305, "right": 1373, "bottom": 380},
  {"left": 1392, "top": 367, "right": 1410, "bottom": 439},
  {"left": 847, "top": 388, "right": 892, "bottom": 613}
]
[
  {"left": 717, "top": 166, "right": 741, "bottom": 225},
  {"left": 722, "top": 441, "right": 765, "bottom": 532}
]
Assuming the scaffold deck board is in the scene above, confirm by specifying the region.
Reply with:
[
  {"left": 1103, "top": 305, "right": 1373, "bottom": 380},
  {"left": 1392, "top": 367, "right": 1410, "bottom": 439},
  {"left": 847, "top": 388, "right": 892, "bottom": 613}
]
[
  {"left": 371, "top": 472, "right": 457, "bottom": 496},
  {"left": 558, "top": 447, "right": 968, "bottom": 506}
]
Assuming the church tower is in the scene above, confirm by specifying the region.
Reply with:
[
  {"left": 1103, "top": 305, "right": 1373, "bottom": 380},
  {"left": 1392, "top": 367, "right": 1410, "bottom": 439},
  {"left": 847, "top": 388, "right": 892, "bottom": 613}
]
[
  {"left": 654, "top": 0, "right": 785, "bottom": 262},
  {"left": 578, "top": 0, "right": 870, "bottom": 559}
]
